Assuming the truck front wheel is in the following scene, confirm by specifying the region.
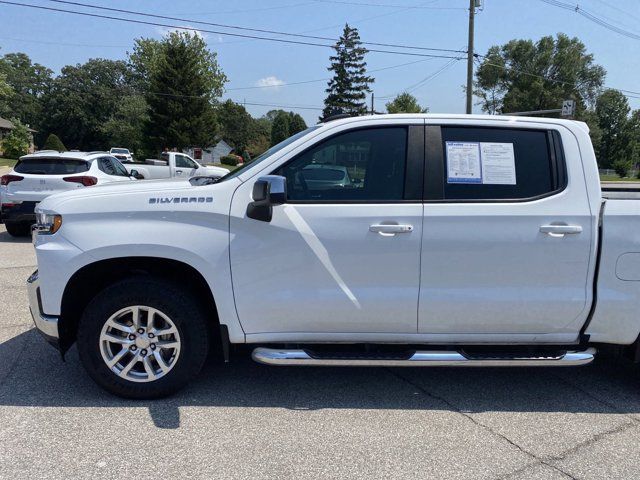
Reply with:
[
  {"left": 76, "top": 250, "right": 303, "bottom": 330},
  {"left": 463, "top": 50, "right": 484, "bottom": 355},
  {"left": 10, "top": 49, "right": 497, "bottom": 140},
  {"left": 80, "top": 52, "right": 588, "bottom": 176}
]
[{"left": 77, "top": 277, "right": 210, "bottom": 399}]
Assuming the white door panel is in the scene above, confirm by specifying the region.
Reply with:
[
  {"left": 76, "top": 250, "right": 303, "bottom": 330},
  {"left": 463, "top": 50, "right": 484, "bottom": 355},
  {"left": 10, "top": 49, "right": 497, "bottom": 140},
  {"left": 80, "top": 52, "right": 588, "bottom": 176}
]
[
  {"left": 230, "top": 203, "right": 423, "bottom": 334},
  {"left": 419, "top": 206, "right": 592, "bottom": 334}
]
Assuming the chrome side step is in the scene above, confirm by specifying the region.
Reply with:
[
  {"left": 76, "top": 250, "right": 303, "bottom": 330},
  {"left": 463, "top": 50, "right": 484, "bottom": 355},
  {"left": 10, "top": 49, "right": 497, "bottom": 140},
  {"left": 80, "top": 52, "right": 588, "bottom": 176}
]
[{"left": 251, "top": 347, "right": 596, "bottom": 367}]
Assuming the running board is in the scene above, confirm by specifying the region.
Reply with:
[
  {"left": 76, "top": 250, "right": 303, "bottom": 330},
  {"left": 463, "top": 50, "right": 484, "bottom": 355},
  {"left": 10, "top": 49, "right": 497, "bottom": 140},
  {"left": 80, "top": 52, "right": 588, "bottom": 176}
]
[{"left": 251, "top": 347, "right": 596, "bottom": 367}]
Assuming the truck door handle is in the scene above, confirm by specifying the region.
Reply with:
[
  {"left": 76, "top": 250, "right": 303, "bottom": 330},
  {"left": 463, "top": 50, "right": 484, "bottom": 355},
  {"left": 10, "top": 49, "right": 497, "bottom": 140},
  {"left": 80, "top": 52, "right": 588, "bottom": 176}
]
[
  {"left": 539, "top": 224, "right": 583, "bottom": 237},
  {"left": 369, "top": 224, "right": 413, "bottom": 236},
  {"left": 175, "top": 170, "right": 183, "bottom": 175}
]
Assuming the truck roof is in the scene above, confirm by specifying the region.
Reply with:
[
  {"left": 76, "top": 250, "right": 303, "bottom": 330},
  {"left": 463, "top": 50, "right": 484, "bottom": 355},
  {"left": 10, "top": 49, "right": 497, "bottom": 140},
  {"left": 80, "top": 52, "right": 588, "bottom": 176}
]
[{"left": 318, "top": 113, "right": 588, "bottom": 132}]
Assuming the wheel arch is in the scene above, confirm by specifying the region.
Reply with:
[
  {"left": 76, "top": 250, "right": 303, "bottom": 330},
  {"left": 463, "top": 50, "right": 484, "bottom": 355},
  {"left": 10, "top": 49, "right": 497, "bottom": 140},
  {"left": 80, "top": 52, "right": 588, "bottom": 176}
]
[{"left": 59, "top": 256, "right": 222, "bottom": 354}]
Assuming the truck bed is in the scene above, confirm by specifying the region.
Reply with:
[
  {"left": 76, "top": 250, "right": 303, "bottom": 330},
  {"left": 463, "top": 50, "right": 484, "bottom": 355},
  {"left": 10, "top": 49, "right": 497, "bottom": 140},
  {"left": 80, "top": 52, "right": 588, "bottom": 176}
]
[{"left": 601, "top": 182, "right": 640, "bottom": 200}]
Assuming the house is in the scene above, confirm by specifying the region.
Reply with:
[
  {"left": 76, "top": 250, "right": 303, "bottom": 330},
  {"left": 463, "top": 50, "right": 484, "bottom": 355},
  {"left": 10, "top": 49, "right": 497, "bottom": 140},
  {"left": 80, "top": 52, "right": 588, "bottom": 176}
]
[
  {"left": 0, "top": 117, "right": 36, "bottom": 155},
  {"left": 185, "top": 140, "right": 233, "bottom": 165}
]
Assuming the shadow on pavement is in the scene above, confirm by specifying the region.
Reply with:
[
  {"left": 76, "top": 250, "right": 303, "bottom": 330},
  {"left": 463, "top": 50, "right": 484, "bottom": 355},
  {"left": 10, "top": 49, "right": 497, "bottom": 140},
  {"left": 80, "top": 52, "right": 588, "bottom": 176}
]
[
  {"left": 0, "top": 230, "right": 31, "bottom": 243},
  {"left": 1, "top": 329, "right": 640, "bottom": 429}
]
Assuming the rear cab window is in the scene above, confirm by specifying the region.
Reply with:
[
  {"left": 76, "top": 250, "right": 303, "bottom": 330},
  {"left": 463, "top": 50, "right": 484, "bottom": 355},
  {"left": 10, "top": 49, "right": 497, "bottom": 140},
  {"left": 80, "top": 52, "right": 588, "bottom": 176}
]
[
  {"left": 438, "top": 126, "right": 566, "bottom": 201},
  {"left": 14, "top": 157, "right": 89, "bottom": 175}
]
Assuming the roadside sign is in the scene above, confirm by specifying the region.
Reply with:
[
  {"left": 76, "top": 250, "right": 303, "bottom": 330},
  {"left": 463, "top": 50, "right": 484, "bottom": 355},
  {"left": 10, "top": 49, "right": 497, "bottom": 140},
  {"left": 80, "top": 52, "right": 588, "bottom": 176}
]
[{"left": 561, "top": 100, "right": 575, "bottom": 117}]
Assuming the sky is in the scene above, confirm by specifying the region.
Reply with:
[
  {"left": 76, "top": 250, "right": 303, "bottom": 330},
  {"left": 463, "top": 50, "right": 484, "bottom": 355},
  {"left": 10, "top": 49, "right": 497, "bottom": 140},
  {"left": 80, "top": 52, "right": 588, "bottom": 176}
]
[{"left": 1, "top": 0, "right": 639, "bottom": 125}]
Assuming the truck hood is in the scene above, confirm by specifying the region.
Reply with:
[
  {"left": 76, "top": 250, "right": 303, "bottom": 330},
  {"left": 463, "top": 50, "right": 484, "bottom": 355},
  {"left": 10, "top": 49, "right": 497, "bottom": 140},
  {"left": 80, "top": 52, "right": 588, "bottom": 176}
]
[{"left": 37, "top": 176, "right": 241, "bottom": 214}]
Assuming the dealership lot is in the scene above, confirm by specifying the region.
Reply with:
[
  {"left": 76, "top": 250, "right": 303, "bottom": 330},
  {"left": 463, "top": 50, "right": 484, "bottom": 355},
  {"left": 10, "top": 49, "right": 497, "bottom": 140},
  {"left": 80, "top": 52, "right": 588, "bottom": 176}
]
[{"left": 1, "top": 225, "right": 640, "bottom": 479}]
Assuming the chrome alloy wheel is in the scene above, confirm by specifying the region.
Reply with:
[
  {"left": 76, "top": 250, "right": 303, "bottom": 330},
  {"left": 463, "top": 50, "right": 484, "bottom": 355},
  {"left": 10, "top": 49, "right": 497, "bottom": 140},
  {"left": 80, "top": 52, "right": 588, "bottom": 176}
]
[{"left": 99, "top": 306, "right": 181, "bottom": 383}]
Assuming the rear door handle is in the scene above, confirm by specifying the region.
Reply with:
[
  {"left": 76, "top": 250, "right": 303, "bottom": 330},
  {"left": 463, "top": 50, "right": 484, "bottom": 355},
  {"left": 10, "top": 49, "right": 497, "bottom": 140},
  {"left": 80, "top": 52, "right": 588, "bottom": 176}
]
[
  {"left": 540, "top": 224, "right": 583, "bottom": 237},
  {"left": 370, "top": 224, "right": 414, "bottom": 236}
]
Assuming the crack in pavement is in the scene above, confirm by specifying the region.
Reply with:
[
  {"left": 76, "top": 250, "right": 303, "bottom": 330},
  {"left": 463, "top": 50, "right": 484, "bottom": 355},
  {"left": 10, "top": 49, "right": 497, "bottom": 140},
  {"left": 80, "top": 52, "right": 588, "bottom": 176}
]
[{"left": 386, "top": 369, "right": 604, "bottom": 480}]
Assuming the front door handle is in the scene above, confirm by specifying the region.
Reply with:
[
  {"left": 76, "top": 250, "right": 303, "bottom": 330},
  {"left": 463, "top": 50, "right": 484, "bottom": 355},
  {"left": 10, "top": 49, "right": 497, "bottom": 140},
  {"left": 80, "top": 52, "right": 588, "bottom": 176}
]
[
  {"left": 370, "top": 224, "right": 414, "bottom": 236},
  {"left": 540, "top": 224, "right": 583, "bottom": 237}
]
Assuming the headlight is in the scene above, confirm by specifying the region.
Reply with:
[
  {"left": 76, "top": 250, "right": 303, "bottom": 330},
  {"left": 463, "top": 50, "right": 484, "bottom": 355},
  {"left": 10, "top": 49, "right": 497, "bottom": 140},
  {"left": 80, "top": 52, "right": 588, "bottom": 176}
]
[{"left": 34, "top": 212, "right": 63, "bottom": 235}]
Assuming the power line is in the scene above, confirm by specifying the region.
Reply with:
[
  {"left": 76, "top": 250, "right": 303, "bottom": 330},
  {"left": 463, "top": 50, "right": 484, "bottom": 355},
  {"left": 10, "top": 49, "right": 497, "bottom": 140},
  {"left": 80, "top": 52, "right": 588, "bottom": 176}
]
[
  {"left": 377, "top": 56, "right": 462, "bottom": 99},
  {"left": 0, "top": 35, "right": 129, "bottom": 48},
  {"left": 539, "top": 0, "right": 640, "bottom": 41},
  {"left": 44, "top": 0, "right": 468, "bottom": 55},
  {"left": 0, "top": 1, "right": 462, "bottom": 59},
  {"left": 309, "top": 0, "right": 466, "bottom": 10},
  {"left": 479, "top": 59, "right": 640, "bottom": 101},
  {"left": 169, "top": 2, "right": 317, "bottom": 16},
  {"left": 227, "top": 57, "right": 438, "bottom": 91}
]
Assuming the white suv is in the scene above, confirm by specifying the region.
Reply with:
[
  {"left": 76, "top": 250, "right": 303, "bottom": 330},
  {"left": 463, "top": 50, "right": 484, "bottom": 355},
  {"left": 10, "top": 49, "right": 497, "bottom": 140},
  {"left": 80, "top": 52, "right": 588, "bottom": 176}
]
[
  {"left": 1, "top": 151, "right": 136, "bottom": 236},
  {"left": 109, "top": 147, "right": 133, "bottom": 163}
]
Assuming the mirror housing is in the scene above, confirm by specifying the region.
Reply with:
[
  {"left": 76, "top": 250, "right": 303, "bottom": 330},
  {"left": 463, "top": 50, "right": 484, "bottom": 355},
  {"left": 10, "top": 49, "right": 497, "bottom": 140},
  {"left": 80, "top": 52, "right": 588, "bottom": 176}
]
[
  {"left": 130, "top": 169, "right": 144, "bottom": 180},
  {"left": 247, "top": 175, "right": 287, "bottom": 222}
]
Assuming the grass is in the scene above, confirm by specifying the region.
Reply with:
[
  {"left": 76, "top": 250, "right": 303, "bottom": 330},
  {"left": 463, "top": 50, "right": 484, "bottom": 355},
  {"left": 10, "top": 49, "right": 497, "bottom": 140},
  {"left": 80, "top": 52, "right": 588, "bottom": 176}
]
[
  {"left": 600, "top": 174, "right": 640, "bottom": 182},
  {"left": 0, "top": 158, "right": 17, "bottom": 168}
]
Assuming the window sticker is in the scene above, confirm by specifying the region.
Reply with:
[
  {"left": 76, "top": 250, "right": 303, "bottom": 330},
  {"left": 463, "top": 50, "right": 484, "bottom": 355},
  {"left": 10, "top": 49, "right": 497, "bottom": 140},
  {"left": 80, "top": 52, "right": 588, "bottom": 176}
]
[
  {"left": 446, "top": 141, "right": 482, "bottom": 184},
  {"left": 480, "top": 142, "right": 516, "bottom": 185}
]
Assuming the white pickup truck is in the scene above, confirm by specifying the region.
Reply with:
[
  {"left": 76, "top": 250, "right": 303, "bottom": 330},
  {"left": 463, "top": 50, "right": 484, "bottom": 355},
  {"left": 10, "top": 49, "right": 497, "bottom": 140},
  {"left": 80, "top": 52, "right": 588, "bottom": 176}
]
[
  {"left": 121, "top": 151, "right": 228, "bottom": 180},
  {"left": 27, "top": 114, "right": 640, "bottom": 399}
]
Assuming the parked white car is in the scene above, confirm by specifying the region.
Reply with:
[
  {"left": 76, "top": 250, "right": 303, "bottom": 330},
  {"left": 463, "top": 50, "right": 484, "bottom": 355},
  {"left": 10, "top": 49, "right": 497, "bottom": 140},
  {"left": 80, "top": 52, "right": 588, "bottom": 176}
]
[
  {"left": 109, "top": 147, "right": 133, "bottom": 163},
  {"left": 121, "top": 152, "right": 228, "bottom": 180},
  {"left": 1, "top": 151, "right": 136, "bottom": 236},
  {"left": 28, "top": 113, "right": 640, "bottom": 399}
]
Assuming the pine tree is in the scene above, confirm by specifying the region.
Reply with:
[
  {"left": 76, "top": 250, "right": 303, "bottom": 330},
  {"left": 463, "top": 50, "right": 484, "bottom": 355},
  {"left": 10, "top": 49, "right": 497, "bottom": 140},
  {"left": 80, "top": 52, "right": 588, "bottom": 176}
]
[
  {"left": 322, "top": 24, "right": 374, "bottom": 119},
  {"left": 270, "top": 111, "right": 290, "bottom": 146},
  {"left": 145, "top": 32, "right": 226, "bottom": 152}
]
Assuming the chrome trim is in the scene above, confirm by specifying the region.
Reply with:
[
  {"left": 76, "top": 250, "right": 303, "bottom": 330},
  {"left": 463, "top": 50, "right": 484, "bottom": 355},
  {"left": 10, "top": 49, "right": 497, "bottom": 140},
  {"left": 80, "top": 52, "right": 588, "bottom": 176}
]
[
  {"left": 251, "top": 347, "right": 596, "bottom": 367},
  {"left": 27, "top": 270, "right": 59, "bottom": 340}
]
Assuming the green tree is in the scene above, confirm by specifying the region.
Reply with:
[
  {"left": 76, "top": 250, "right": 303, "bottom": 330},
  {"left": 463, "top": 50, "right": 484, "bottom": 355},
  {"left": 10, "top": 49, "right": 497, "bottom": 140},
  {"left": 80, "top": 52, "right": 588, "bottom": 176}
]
[
  {"left": 42, "top": 133, "right": 66, "bottom": 151},
  {"left": 0, "top": 72, "right": 11, "bottom": 99},
  {"left": 40, "top": 59, "right": 132, "bottom": 150},
  {"left": 247, "top": 116, "right": 272, "bottom": 157},
  {"left": 101, "top": 95, "right": 149, "bottom": 156},
  {"left": 1, "top": 119, "right": 30, "bottom": 158},
  {"left": 0, "top": 53, "right": 52, "bottom": 135},
  {"left": 474, "top": 34, "right": 605, "bottom": 115},
  {"left": 288, "top": 112, "right": 307, "bottom": 135},
  {"left": 595, "top": 89, "right": 632, "bottom": 169},
  {"left": 386, "top": 93, "right": 428, "bottom": 113},
  {"left": 322, "top": 24, "right": 374, "bottom": 119},
  {"left": 144, "top": 31, "right": 227, "bottom": 151},
  {"left": 216, "top": 100, "right": 253, "bottom": 152},
  {"left": 271, "top": 110, "right": 290, "bottom": 146}
]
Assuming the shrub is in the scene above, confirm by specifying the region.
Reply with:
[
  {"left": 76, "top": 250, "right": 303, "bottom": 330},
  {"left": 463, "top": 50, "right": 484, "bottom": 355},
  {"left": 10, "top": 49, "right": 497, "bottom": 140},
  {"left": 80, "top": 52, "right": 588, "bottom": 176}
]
[
  {"left": 1, "top": 120, "right": 30, "bottom": 159},
  {"left": 220, "top": 154, "right": 242, "bottom": 166},
  {"left": 613, "top": 159, "right": 632, "bottom": 178},
  {"left": 42, "top": 133, "right": 66, "bottom": 152}
]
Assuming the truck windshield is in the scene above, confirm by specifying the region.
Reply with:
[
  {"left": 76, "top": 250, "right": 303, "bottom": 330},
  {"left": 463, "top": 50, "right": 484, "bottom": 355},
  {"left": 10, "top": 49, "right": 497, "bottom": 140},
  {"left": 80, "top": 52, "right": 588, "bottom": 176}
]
[
  {"left": 111, "top": 148, "right": 129, "bottom": 154},
  {"left": 216, "top": 126, "right": 321, "bottom": 183}
]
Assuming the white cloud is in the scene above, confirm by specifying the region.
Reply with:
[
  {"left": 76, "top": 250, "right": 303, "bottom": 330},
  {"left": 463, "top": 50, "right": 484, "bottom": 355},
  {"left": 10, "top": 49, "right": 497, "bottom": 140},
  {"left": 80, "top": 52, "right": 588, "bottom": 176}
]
[
  {"left": 155, "top": 25, "right": 208, "bottom": 40},
  {"left": 255, "top": 76, "right": 285, "bottom": 89}
]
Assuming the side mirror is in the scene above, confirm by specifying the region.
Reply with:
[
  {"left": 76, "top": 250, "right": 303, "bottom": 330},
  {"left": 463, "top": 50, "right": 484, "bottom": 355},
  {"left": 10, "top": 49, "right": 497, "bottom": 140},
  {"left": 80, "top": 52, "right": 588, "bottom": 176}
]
[
  {"left": 247, "top": 175, "right": 287, "bottom": 222},
  {"left": 130, "top": 169, "right": 144, "bottom": 180}
]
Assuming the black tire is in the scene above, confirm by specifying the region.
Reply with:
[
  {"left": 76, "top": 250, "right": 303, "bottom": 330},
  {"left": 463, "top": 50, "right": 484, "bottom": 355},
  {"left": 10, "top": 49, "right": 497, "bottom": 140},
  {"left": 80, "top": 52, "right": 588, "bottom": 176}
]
[
  {"left": 5, "top": 222, "right": 31, "bottom": 237},
  {"left": 77, "top": 276, "right": 210, "bottom": 399}
]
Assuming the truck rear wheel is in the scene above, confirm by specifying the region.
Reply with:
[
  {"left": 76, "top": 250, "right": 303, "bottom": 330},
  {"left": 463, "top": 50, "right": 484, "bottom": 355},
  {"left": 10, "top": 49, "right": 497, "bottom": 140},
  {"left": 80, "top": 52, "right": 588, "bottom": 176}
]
[{"left": 77, "top": 277, "right": 210, "bottom": 399}]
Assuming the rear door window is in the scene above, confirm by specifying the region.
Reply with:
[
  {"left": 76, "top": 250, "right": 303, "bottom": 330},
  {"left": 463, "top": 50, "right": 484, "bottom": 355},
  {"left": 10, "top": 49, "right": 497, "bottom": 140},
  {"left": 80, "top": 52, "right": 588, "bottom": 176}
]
[
  {"left": 98, "top": 158, "right": 117, "bottom": 176},
  {"left": 175, "top": 155, "right": 198, "bottom": 169},
  {"left": 14, "top": 158, "right": 90, "bottom": 175},
  {"left": 440, "top": 127, "right": 563, "bottom": 201},
  {"left": 109, "top": 157, "right": 131, "bottom": 177}
]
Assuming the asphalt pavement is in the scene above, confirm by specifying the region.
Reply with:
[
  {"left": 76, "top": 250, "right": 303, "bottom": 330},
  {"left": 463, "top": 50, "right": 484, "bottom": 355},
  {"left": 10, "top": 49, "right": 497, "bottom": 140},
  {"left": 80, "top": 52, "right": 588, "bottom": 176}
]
[{"left": 1, "top": 224, "right": 640, "bottom": 479}]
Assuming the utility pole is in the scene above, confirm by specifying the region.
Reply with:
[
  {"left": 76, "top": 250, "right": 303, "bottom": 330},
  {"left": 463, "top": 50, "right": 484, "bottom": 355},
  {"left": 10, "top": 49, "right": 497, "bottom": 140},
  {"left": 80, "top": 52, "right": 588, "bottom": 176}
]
[
  {"left": 371, "top": 92, "right": 375, "bottom": 115},
  {"left": 465, "top": 0, "right": 476, "bottom": 114}
]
